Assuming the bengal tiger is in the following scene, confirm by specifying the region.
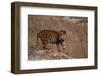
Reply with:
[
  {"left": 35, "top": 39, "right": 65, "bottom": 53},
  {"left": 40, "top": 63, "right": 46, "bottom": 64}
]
[{"left": 35, "top": 30, "right": 66, "bottom": 51}]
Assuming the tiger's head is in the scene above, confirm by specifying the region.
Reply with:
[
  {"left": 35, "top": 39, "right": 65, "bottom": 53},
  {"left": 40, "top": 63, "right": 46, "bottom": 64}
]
[{"left": 59, "top": 30, "right": 66, "bottom": 47}]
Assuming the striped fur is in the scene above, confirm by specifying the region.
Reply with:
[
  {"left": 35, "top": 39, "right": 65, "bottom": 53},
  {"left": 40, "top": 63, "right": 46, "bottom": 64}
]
[{"left": 36, "top": 30, "right": 66, "bottom": 50}]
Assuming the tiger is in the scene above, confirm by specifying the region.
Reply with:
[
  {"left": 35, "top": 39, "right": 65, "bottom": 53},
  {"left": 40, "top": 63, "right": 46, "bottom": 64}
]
[{"left": 35, "top": 30, "right": 66, "bottom": 51}]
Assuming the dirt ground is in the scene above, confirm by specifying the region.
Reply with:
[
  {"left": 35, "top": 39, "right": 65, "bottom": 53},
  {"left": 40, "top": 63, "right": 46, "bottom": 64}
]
[{"left": 28, "top": 15, "right": 88, "bottom": 61}]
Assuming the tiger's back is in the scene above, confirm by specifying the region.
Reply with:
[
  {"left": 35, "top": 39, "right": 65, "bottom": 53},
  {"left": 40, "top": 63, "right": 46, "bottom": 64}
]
[{"left": 37, "top": 30, "right": 60, "bottom": 44}]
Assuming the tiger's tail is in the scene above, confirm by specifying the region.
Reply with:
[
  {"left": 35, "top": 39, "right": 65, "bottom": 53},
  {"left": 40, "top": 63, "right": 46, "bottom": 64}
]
[
  {"left": 36, "top": 34, "right": 39, "bottom": 46},
  {"left": 31, "top": 34, "right": 39, "bottom": 49}
]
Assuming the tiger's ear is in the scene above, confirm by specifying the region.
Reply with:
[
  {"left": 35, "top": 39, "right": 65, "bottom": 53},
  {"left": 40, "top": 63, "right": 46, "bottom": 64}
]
[{"left": 59, "top": 30, "right": 66, "bottom": 35}]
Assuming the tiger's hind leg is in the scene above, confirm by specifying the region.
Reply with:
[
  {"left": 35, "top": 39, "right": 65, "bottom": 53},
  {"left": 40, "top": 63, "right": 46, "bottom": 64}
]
[
  {"left": 42, "top": 41, "right": 48, "bottom": 50},
  {"left": 43, "top": 43, "right": 47, "bottom": 50},
  {"left": 42, "top": 42, "right": 51, "bottom": 54}
]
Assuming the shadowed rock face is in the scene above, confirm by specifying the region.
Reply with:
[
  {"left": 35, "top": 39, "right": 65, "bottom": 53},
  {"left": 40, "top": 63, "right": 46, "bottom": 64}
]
[{"left": 28, "top": 15, "right": 88, "bottom": 61}]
